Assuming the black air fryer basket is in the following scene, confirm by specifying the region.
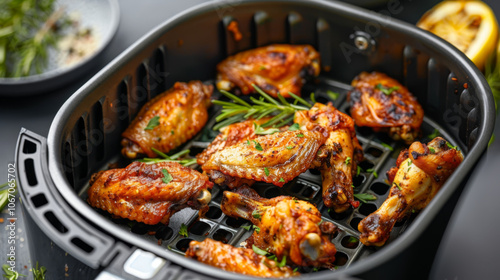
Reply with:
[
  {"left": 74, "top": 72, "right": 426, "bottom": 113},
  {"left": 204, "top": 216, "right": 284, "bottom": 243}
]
[{"left": 15, "top": 0, "right": 495, "bottom": 279}]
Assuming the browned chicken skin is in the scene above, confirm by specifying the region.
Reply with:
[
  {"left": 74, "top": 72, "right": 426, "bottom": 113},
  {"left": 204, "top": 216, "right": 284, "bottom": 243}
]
[
  {"left": 358, "top": 137, "right": 463, "bottom": 246},
  {"left": 87, "top": 161, "right": 213, "bottom": 225},
  {"left": 216, "top": 44, "right": 320, "bottom": 98},
  {"left": 348, "top": 72, "right": 424, "bottom": 143},
  {"left": 202, "top": 130, "right": 327, "bottom": 188},
  {"left": 121, "top": 81, "right": 213, "bottom": 159},
  {"left": 186, "top": 238, "right": 300, "bottom": 278},
  {"left": 221, "top": 187, "right": 337, "bottom": 268},
  {"left": 295, "top": 103, "right": 363, "bottom": 212}
]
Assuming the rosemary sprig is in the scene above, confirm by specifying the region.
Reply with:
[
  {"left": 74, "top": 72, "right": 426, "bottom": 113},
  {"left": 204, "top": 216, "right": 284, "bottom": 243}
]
[
  {"left": 136, "top": 148, "right": 197, "bottom": 166},
  {"left": 212, "top": 84, "right": 312, "bottom": 131}
]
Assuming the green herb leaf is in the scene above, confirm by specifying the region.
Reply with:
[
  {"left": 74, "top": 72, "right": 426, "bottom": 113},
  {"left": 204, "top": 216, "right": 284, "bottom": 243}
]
[
  {"left": 32, "top": 262, "right": 46, "bottom": 280},
  {"left": 310, "top": 92, "right": 316, "bottom": 104},
  {"left": 407, "top": 160, "right": 412, "bottom": 166},
  {"left": 264, "top": 167, "right": 270, "bottom": 176},
  {"left": 344, "top": 157, "right": 351, "bottom": 165},
  {"left": 394, "top": 182, "right": 402, "bottom": 190},
  {"left": 288, "top": 123, "right": 300, "bottom": 131},
  {"left": 313, "top": 267, "right": 320, "bottom": 272},
  {"left": 326, "top": 90, "right": 340, "bottom": 100},
  {"left": 145, "top": 116, "right": 160, "bottom": 130},
  {"left": 254, "top": 122, "right": 280, "bottom": 135},
  {"left": 375, "top": 83, "right": 399, "bottom": 95},
  {"left": 2, "top": 264, "right": 26, "bottom": 280},
  {"left": 428, "top": 147, "right": 435, "bottom": 154},
  {"left": 241, "top": 225, "right": 252, "bottom": 231},
  {"left": 278, "top": 178, "right": 285, "bottom": 183},
  {"left": 446, "top": 142, "right": 458, "bottom": 150},
  {"left": 293, "top": 267, "right": 299, "bottom": 272},
  {"left": 252, "top": 210, "right": 262, "bottom": 220},
  {"left": 252, "top": 140, "right": 264, "bottom": 151},
  {"left": 252, "top": 245, "right": 269, "bottom": 256},
  {"left": 277, "top": 256, "right": 287, "bottom": 267},
  {"left": 366, "top": 168, "right": 378, "bottom": 178},
  {"left": 297, "top": 133, "right": 304, "bottom": 138},
  {"left": 267, "top": 255, "right": 277, "bottom": 261},
  {"left": 286, "top": 146, "right": 294, "bottom": 150},
  {"left": 179, "top": 223, "right": 188, "bottom": 237},
  {"left": 170, "top": 130, "right": 175, "bottom": 135},
  {"left": 253, "top": 225, "right": 261, "bottom": 233},
  {"left": 428, "top": 129, "right": 440, "bottom": 139},
  {"left": 161, "top": 169, "right": 173, "bottom": 184},
  {"left": 353, "top": 193, "right": 377, "bottom": 203},
  {"left": 380, "top": 142, "right": 393, "bottom": 151},
  {"left": 356, "top": 166, "right": 363, "bottom": 176}
]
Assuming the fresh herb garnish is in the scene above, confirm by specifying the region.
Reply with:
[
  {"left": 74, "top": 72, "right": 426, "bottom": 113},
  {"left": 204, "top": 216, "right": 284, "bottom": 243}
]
[
  {"left": 0, "top": 182, "right": 15, "bottom": 212},
  {"left": 356, "top": 166, "right": 363, "bottom": 176},
  {"left": 394, "top": 182, "right": 402, "bottom": 190},
  {"left": 254, "top": 225, "right": 261, "bottom": 233},
  {"left": 353, "top": 193, "right": 377, "bottom": 203},
  {"left": 252, "top": 140, "right": 264, "bottom": 151},
  {"left": 375, "top": 83, "right": 399, "bottom": 95},
  {"left": 310, "top": 92, "right": 316, "bottom": 104},
  {"left": 277, "top": 256, "right": 287, "bottom": 268},
  {"left": 252, "top": 245, "right": 269, "bottom": 256},
  {"left": 32, "top": 262, "right": 46, "bottom": 280},
  {"left": 254, "top": 122, "right": 280, "bottom": 135},
  {"left": 408, "top": 160, "right": 412, "bottom": 166},
  {"left": 428, "top": 129, "right": 440, "bottom": 139},
  {"left": 288, "top": 123, "right": 300, "bottom": 131},
  {"left": 145, "top": 116, "right": 160, "bottom": 130},
  {"left": 344, "top": 157, "right": 351, "bottom": 165},
  {"left": 428, "top": 147, "right": 435, "bottom": 154},
  {"left": 366, "top": 168, "right": 378, "bottom": 178},
  {"left": 278, "top": 178, "right": 285, "bottom": 183},
  {"left": 212, "top": 84, "right": 312, "bottom": 131},
  {"left": 170, "top": 130, "right": 175, "bottom": 135},
  {"left": 286, "top": 146, "right": 294, "bottom": 150},
  {"left": 326, "top": 90, "right": 340, "bottom": 100},
  {"left": 161, "top": 169, "right": 173, "bottom": 184},
  {"left": 252, "top": 210, "right": 262, "bottom": 220},
  {"left": 380, "top": 142, "right": 393, "bottom": 151},
  {"left": 264, "top": 167, "right": 270, "bottom": 176},
  {"left": 179, "top": 223, "right": 188, "bottom": 237},
  {"left": 293, "top": 267, "right": 299, "bottom": 272},
  {"left": 241, "top": 225, "right": 251, "bottom": 231},
  {"left": 137, "top": 148, "right": 196, "bottom": 166},
  {"left": 446, "top": 142, "right": 458, "bottom": 150},
  {"left": 297, "top": 133, "right": 304, "bottom": 138},
  {"left": 2, "top": 264, "right": 26, "bottom": 280}
]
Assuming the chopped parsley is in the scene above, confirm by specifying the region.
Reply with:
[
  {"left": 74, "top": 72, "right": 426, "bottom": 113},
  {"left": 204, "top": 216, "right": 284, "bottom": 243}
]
[
  {"left": 252, "top": 245, "right": 269, "bottom": 256},
  {"left": 375, "top": 83, "right": 400, "bottom": 95},
  {"left": 326, "top": 90, "right": 340, "bottom": 100},
  {"left": 144, "top": 115, "right": 160, "bottom": 130},
  {"left": 428, "top": 147, "right": 435, "bottom": 154},
  {"left": 286, "top": 146, "right": 294, "bottom": 150},
  {"left": 297, "top": 133, "right": 304, "bottom": 138},
  {"left": 252, "top": 140, "right": 264, "bottom": 151},
  {"left": 345, "top": 157, "right": 351, "bottom": 165},
  {"left": 161, "top": 169, "right": 173, "bottom": 184},
  {"left": 179, "top": 223, "right": 188, "bottom": 237},
  {"left": 254, "top": 225, "right": 261, "bottom": 233},
  {"left": 252, "top": 210, "right": 262, "bottom": 220},
  {"left": 380, "top": 142, "right": 393, "bottom": 151},
  {"left": 288, "top": 123, "right": 300, "bottom": 131},
  {"left": 278, "top": 178, "right": 285, "bottom": 183},
  {"left": 264, "top": 167, "right": 270, "bottom": 176}
]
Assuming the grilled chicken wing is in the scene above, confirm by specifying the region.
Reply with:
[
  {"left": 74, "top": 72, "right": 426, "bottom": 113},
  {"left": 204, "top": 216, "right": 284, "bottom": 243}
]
[
  {"left": 348, "top": 72, "right": 424, "bottom": 143},
  {"left": 121, "top": 81, "right": 213, "bottom": 159},
  {"left": 202, "top": 130, "right": 327, "bottom": 188},
  {"left": 216, "top": 44, "right": 320, "bottom": 98},
  {"left": 295, "top": 103, "right": 363, "bottom": 212},
  {"left": 358, "top": 137, "right": 463, "bottom": 246},
  {"left": 87, "top": 161, "right": 213, "bottom": 225},
  {"left": 186, "top": 238, "right": 300, "bottom": 278},
  {"left": 221, "top": 187, "right": 337, "bottom": 268}
]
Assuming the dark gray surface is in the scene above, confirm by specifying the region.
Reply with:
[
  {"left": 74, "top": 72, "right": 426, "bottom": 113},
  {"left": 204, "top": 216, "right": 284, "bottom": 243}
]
[{"left": 1, "top": 0, "right": 499, "bottom": 279}]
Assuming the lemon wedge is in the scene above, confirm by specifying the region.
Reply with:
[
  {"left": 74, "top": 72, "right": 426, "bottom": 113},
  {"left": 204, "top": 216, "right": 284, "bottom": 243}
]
[{"left": 417, "top": 0, "right": 499, "bottom": 71}]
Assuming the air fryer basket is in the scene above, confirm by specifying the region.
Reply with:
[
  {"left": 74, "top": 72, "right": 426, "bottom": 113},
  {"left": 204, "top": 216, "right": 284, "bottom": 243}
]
[{"left": 15, "top": 0, "right": 494, "bottom": 279}]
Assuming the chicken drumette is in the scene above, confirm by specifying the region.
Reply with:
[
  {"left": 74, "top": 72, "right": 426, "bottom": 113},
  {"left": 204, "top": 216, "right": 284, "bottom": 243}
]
[
  {"left": 216, "top": 44, "right": 320, "bottom": 98},
  {"left": 295, "top": 103, "right": 364, "bottom": 213},
  {"left": 348, "top": 72, "right": 424, "bottom": 143},
  {"left": 221, "top": 187, "right": 337, "bottom": 268},
  {"left": 87, "top": 161, "right": 213, "bottom": 225},
  {"left": 121, "top": 81, "right": 213, "bottom": 159},
  {"left": 186, "top": 238, "right": 300, "bottom": 278},
  {"left": 358, "top": 137, "right": 463, "bottom": 246}
]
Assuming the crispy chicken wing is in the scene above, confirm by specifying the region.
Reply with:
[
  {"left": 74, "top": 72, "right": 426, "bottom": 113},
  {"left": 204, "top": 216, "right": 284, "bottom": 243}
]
[
  {"left": 87, "top": 161, "right": 213, "bottom": 225},
  {"left": 348, "top": 72, "right": 424, "bottom": 143},
  {"left": 358, "top": 137, "right": 463, "bottom": 246},
  {"left": 221, "top": 187, "right": 337, "bottom": 268},
  {"left": 202, "top": 130, "right": 327, "bottom": 188},
  {"left": 295, "top": 103, "right": 363, "bottom": 212},
  {"left": 216, "top": 44, "right": 320, "bottom": 98},
  {"left": 186, "top": 238, "right": 300, "bottom": 278},
  {"left": 121, "top": 81, "right": 213, "bottom": 159}
]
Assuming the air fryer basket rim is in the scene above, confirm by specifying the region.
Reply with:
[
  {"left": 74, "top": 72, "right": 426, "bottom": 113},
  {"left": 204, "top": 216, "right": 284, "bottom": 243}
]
[{"left": 44, "top": 0, "right": 495, "bottom": 278}]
